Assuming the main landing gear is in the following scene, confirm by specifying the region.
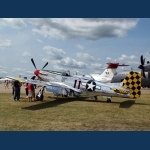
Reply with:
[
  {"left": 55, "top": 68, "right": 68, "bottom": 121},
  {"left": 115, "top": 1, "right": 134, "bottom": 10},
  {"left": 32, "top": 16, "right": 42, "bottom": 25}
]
[
  {"left": 36, "top": 86, "right": 45, "bottom": 101},
  {"left": 107, "top": 98, "right": 111, "bottom": 103},
  {"left": 93, "top": 96, "right": 98, "bottom": 101}
]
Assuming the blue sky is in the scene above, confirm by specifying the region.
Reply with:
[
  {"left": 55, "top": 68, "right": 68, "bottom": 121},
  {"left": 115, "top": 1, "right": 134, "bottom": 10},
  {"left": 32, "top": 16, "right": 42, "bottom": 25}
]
[{"left": 0, "top": 18, "right": 150, "bottom": 78}]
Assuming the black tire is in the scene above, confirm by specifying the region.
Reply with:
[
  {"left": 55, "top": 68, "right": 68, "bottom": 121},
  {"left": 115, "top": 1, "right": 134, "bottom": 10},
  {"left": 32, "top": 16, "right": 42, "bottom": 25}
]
[
  {"left": 36, "top": 95, "right": 40, "bottom": 101},
  {"left": 36, "top": 95, "right": 44, "bottom": 101},
  {"left": 107, "top": 99, "right": 111, "bottom": 103},
  {"left": 40, "top": 94, "right": 44, "bottom": 101}
]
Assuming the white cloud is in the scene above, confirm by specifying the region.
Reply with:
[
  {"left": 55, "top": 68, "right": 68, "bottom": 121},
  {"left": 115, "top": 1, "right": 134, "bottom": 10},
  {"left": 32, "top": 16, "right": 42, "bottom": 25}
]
[
  {"left": 12, "top": 68, "right": 26, "bottom": 72},
  {"left": 1, "top": 71, "right": 7, "bottom": 74},
  {"left": 57, "top": 57, "right": 88, "bottom": 69},
  {"left": 106, "top": 57, "right": 112, "bottom": 60},
  {"left": 76, "top": 44, "right": 84, "bottom": 50},
  {"left": 36, "top": 39, "right": 43, "bottom": 43},
  {"left": 22, "top": 51, "right": 31, "bottom": 57},
  {"left": 91, "top": 63, "right": 102, "bottom": 69},
  {"left": 127, "top": 61, "right": 139, "bottom": 65},
  {"left": 26, "top": 71, "right": 34, "bottom": 75},
  {"left": 118, "top": 54, "right": 137, "bottom": 61},
  {"left": 76, "top": 52, "right": 95, "bottom": 61},
  {"left": 43, "top": 46, "right": 66, "bottom": 60},
  {"left": 28, "top": 18, "right": 139, "bottom": 40},
  {"left": 0, "top": 40, "right": 12, "bottom": 48},
  {"left": 20, "top": 60, "right": 27, "bottom": 63},
  {"left": 0, "top": 18, "right": 26, "bottom": 29},
  {"left": 0, "top": 66, "right": 3, "bottom": 69},
  {"left": 42, "top": 55, "right": 89, "bottom": 70},
  {"left": 42, "top": 58, "right": 50, "bottom": 62},
  {"left": 53, "top": 65, "right": 65, "bottom": 72}
]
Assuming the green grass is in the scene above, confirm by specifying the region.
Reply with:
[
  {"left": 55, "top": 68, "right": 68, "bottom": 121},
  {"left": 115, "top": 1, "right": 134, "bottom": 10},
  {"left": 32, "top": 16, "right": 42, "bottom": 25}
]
[{"left": 0, "top": 91, "right": 150, "bottom": 131}]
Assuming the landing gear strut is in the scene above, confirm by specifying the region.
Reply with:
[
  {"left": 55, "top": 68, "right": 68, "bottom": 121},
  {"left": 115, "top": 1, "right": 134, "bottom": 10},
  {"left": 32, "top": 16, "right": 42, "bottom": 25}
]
[
  {"left": 36, "top": 86, "right": 45, "bottom": 101},
  {"left": 107, "top": 98, "right": 111, "bottom": 103}
]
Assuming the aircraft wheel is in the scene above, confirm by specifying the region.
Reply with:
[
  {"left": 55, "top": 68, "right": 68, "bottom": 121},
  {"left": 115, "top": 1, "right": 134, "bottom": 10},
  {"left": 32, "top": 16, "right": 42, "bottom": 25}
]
[
  {"left": 93, "top": 96, "right": 98, "bottom": 101},
  {"left": 40, "top": 95, "right": 44, "bottom": 101},
  {"left": 36, "top": 94, "right": 44, "bottom": 101},
  {"left": 107, "top": 98, "right": 111, "bottom": 103}
]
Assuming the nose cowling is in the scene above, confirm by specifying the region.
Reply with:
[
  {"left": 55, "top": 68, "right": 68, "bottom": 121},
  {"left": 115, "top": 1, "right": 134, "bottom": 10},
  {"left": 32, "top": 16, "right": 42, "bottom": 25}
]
[
  {"left": 138, "top": 65, "right": 143, "bottom": 69},
  {"left": 34, "top": 70, "right": 40, "bottom": 76}
]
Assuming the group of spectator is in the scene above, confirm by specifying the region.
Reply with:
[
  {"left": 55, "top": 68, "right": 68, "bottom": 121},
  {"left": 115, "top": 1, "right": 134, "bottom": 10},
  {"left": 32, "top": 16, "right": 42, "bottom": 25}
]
[{"left": 11, "top": 80, "right": 36, "bottom": 102}]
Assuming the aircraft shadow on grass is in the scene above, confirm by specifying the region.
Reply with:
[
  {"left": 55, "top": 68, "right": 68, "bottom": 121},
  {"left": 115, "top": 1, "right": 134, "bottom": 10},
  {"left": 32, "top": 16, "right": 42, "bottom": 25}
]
[
  {"left": 76, "top": 99, "right": 149, "bottom": 108},
  {"left": 22, "top": 97, "right": 77, "bottom": 110},
  {"left": 22, "top": 96, "right": 150, "bottom": 110}
]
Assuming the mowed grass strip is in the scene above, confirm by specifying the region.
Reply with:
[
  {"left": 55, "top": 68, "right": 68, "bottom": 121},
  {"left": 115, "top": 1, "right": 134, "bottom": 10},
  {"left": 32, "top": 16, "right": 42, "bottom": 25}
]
[{"left": 0, "top": 91, "right": 150, "bottom": 131}]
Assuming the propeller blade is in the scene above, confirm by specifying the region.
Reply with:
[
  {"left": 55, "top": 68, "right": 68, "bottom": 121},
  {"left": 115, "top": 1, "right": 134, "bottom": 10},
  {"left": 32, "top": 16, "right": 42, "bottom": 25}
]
[
  {"left": 142, "top": 69, "right": 146, "bottom": 78},
  {"left": 31, "top": 58, "right": 37, "bottom": 70},
  {"left": 141, "top": 55, "right": 144, "bottom": 65},
  {"left": 42, "top": 62, "right": 48, "bottom": 70},
  {"left": 31, "top": 76, "right": 36, "bottom": 80},
  {"left": 143, "top": 58, "right": 145, "bottom": 64}
]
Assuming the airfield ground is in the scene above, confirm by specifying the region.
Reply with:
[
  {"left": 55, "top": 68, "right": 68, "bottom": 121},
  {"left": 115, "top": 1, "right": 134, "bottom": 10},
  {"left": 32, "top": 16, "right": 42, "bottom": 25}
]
[{"left": 0, "top": 84, "right": 150, "bottom": 130}]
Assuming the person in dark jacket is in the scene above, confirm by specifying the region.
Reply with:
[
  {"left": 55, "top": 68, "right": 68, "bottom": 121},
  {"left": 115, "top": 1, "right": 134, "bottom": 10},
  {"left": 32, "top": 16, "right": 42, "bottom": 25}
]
[{"left": 13, "top": 80, "right": 21, "bottom": 101}]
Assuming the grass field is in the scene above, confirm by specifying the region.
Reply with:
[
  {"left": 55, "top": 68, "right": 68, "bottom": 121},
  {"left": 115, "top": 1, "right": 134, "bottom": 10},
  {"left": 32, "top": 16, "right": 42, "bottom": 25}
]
[{"left": 0, "top": 90, "right": 150, "bottom": 131}]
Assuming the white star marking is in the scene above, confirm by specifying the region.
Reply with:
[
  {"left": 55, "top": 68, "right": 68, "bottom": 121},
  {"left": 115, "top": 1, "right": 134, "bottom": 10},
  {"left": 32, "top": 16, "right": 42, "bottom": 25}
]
[{"left": 87, "top": 82, "right": 96, "bottom": 91}]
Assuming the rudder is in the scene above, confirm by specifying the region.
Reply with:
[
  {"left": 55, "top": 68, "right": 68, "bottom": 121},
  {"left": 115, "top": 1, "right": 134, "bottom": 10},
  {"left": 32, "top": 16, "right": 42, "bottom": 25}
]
[{"left": 122, "top": 71, "right": 141, "bottom": 98}]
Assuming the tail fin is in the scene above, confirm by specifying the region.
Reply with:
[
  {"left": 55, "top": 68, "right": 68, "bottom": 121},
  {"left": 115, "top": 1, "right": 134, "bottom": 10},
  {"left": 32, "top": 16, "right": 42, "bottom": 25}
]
[
  {"left": 100, "top": 63, "right": 119, "bottom": 78},
  {"left": 122, "top": 71, "right": 141, "bottom": 98}
]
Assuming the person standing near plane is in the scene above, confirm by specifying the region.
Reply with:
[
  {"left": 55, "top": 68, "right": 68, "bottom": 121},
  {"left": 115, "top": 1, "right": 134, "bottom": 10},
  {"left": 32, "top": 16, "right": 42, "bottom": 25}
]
[
  {"left": 13, "top": 80, "right": 21, "bottom": 101},
  {"left": 11, "top": 80, "right": 15, "bottom": 97},
  {"left": 27, "top": 83, "right": 34, "bottom": 102},
  {"left": 6, "top": 80, "right": 9, "bottom": 89},
  {"left": 4, "top": 80, "right": 7, "bottom": 89},
  {"left": 24, "top": 82, "right": 28, "bottom": 98}
]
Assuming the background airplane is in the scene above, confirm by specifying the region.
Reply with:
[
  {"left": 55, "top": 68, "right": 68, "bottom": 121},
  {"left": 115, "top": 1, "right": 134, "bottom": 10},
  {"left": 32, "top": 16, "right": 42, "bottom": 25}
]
[
  {"left": 89, "top": 63, "right": 129, "bottom": 83},
  {"left": 111, "top": 55, "right": 150, "bottom": 88},
  {"left": 111, "top": 71, "right": 150, "bottom": 88},
  {"left": 138, "top": 55, "right": 150, "bottom": 77},
  {"left": 0, "top": 77, "right": 12, "bottom": 83},
  {"left": 0, "top": 76, "right": 25, "bottom": 84}
]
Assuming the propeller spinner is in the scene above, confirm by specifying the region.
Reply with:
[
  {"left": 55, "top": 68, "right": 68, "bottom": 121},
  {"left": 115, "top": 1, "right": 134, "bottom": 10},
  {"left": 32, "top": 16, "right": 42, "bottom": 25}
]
[{"left": 31, "top": 58, "right": 48, "bottom": 77}]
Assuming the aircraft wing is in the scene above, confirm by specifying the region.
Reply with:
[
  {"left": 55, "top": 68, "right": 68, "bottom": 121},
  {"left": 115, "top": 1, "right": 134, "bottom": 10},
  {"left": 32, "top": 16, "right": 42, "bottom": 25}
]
[
  {"left": 0, "top": 77, "right": 12, "bottom": 81},
  {"left": 26, "top": 79, "right": 47, "bottom": 86},
  {"left": 6, "top": 76, "right": 25, "bottom": 83},
  {"left": 26, "top": 79, "right": 81, "bottom": 93},
  {"left": 47, "top": 82, "right": 81, "bottom": 93},
  {"left": 15, "top": 77, "right": 26, "bottom": 83},
  {"left": 6, "top": 76, "right": 15, "bottom": 80}
]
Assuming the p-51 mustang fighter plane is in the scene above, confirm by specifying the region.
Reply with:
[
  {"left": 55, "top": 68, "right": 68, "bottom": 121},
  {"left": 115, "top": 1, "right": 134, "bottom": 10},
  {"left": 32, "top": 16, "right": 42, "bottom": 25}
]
[{"left": 27, "top": 71, "right": 142, "bottom": 103}]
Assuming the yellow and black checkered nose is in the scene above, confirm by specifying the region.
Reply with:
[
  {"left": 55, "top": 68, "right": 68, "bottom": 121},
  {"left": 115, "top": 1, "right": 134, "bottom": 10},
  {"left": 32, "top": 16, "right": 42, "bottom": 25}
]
[{"left": 122, "top": 71, "right": 141, "bottom": 98}]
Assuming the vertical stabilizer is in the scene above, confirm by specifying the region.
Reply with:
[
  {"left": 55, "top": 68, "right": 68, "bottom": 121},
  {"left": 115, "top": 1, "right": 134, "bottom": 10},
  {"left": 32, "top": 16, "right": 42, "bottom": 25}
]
[
  {"left": 99, "top": 63, "right": 119, "bottom": 79},
  {"left": 122, "top": 71, "right": 141, "bottom": 98}
]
